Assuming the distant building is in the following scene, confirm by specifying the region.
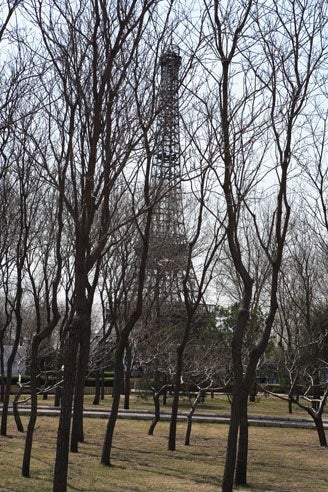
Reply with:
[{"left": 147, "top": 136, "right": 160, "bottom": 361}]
[{"left": 2, "top": 345, "right": 27, "bottom": 375}]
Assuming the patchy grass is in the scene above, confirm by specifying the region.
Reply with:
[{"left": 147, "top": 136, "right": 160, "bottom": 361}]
[{"left": 1, "top": 416, "right": 328, "bottom": 491}]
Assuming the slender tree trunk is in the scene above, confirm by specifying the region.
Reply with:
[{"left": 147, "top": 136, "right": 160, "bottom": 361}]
[
  {"left": 163, "top": 388, "right": 167, "bottom": 406},
  {"left": 185, "top": 390, "right": 203, "bottom": 446},
  {"left": 0, "top": 336, "right": 5, "bottom": 403},
  {"left": 71, "top": 319, "right": 91, "bottom": 452},
  {"left": 222, "top": 388, "right": 242, "bottom": 492},
  {"left": 168, "top": 347, "right": 183, "bottom": 451},
  {"left": 185, "top": 416, "right": 192, "bottom": 446},
  {"left": 22, "top": 339, "right": 39, "bottom": 476},
  {"left": 148, "top": 385, "right": 171, "bottom": 435},
  {"left": 313, "top": 416, "right": 327, "bottom": 447},
  {"left": 149, "top": 391, "right": 161, "bottom": 435},
  {"left": 100, "top": 367, "right": 105, "bottom": 400},
  {"left": 249, "top": 380, "right": 257, "bottom": 403},
  {"left": 22, "top": 395, "right": 37, "bottom": 477},
  {"left": 54, "top": 349, "right": 63, "bottom": 407},
  {"left": 1, "top": 375, "right": 12, "bottom": 436},
  {"left": 1, "top": 343, "right": 21, "bottom": 436},
  {"left": 288, "top": 398, "right": 293, "bottom": 414},
  {"left": 168, "top": 314, "right": 195, "bottom": 452},
  {"left": 13, "top": 387, "right": 24, "bottom": 433},
  {"left": 101, "top": 345, "right": 124, "bottom": 466},
  {"left": 53, "top": 325, "right": 79, "bottom": 492},
  {"left": 312, "top": 374, "right": 320, "bottom": 411},
  {"left": 93, "top": 369, "right": 101, "bottom": 405},
  {"left": 308, "top": 407, "right": 327, "bottom": 447},
  {"left": 54, "top": 386, "right": 62, "bottom": 407},
  {"left": 235, "top": 394, "right": 248, "bottom": 486},
  {"left": 101, "top": 199, "right": 152, "bottom": 465},
  {"left": 1, "top": 310, "right": 23, "bottom": 436},
  {"left": 123, "top": 345, "right": 132, "bottom": 410}
]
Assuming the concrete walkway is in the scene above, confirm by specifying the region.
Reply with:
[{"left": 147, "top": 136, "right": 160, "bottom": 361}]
[{"left": 2, "top": 405, "right": 327, "bottom": 429}]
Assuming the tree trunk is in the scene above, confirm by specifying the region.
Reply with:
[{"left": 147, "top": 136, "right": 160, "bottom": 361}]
[
  {"left": 93, "top": 369, "right": 101, "bottom": 405},
  {"left": 249, "top": 380, "right": 257, "bottom": 403},
  {"left": 0, "top": 336, "right": 5, "bottom": 403},
  {"left": 185, "top": 416, "right": 192, "bottom": 446},
  {"left": 312, "top": 374, "right": 320, "bottom": 411},
  {"left": 163, "top": 388, "right": 167, "bottom": 406},
  {"left": 22, "top": 339, "right": 39, "bottom": 477},
  {"left": 71, "top": 319, "right": 91, "bottom": 452},
  {"left": 168, "top": 347, "right": 183, "bottom": 451},
  {"left": 100, "top": 201, "right": 152, "bottom": 465},
  {"left": 308, "top": 407, "right": 328, "bottom": 447},
  {"left": 100, "top": 368, "right": 105, "bottom": 400},
  {"left": 13, "top": 387, "right": 24, "bottom": 433},
  {"left": 54, "top": 386, "right": 62, "bottom": 407},
  {"left": 235, "top": 394, "right": 248, "bottom": 486},
  {"left": 148, "top": 391, "right": 161, "bottom": 436},
  {"left": 123, "top": 345, "right": 132, "bottom": 410},
  {"left": 101, "top": 345, "right": 124, "bottom": 466},
  {"left": 185, "top": 390, "right": 203, "bottom": 446},
  {"left": 53, "top": 325, "right": 79, "bottom": 492},
  {"left": 222, "top": 389, "right": 241, "bottom": 492},
  {"left": 185, "top": 401, "right": 196, "bottom": 446},
  {"left": 54, "top": 342, "right": 64, "bottom": 407},
  {"left": 0, "top": 375, "right": 12, "bottom": 436},
  {"left": 168, "top": 313, "right": 195, "bottom": 453},
  {"left": 1, "top": 313, "right": 23, "bottom": 436},
  {"left": 314, "top": 415, "right": 327, "bottom": 447},
  {"left": 288, "top": 398, "right": 293, "bottom": 414}
]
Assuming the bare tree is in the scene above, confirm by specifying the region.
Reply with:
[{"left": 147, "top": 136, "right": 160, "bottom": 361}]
[
  {"left": 26, "top": 1, "right": 173, "bottom": 488},
  {"left": 0, "top": 108, "right": 43, "bottom": 437},
  {"left": 21, "top": 184, "right": 64, "bottom": 477},
  {"left": 136, "top": 320, "right": 180, "bottom": 435},
  {"left": 270, "top": 225, "right": 328, "bottom": 444},
  {"left": 200, "top": 0, "right": 328, "bottom": 489},
  {"left": 0, "top": 0, "right": 34, "bottom": 410},
  {"left": 182, "top": 329, "right": 231, "bottom": 446},
  {"left": 0, "top": 0, "right": 22, "bottom": 43},
  {"left": 167, "top": 170, "right": 226, "bottom": 451}
]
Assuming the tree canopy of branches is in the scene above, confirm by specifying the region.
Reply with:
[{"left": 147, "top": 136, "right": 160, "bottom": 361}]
[{"left": 1, "top": 1, "right": 328, "bottom": 491}]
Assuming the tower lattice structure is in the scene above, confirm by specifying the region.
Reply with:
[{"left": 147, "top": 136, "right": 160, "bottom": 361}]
[
  {"left": 152, "top": 44, "right": 182, "bottom": 187},
  {"left": 148, "top": 44, "right": 188, "bottom": 317}
]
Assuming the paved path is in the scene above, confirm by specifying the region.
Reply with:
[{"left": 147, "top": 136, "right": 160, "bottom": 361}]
[{"left": 2, "top": 405, "right": 327, "bottom": 429}]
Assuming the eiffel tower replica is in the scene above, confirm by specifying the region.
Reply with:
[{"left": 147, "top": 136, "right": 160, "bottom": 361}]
[{"left": 147, "top": 44, "right": 189, "bottom": 326}]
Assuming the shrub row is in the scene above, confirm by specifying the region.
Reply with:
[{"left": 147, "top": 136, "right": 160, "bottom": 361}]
[{"left": 4, "top": 373, "right": 115, "bottom": 388}]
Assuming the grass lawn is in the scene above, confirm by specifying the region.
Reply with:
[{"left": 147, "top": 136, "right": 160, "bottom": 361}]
[{"left": 0, "top": 414, "right": 328, "bottom": 491}]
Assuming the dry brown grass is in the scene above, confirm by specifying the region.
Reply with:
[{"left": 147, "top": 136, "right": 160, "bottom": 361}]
[{"left": 0, "top": 414, "right": 327, "bottom": 491}]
